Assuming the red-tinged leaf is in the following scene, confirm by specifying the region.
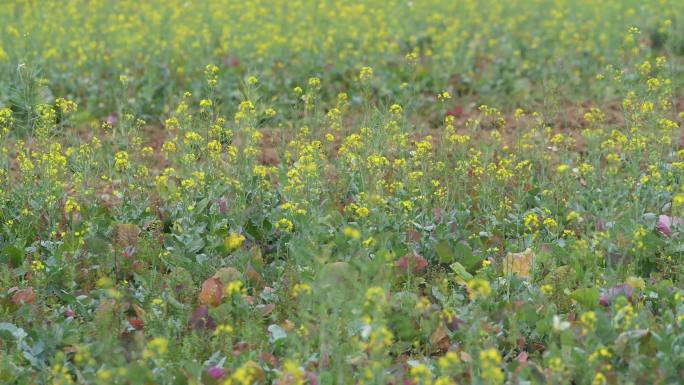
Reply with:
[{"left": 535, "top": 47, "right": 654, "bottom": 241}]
[
  {"left": 305, "top": 371, "right": 318, "bottom": 385},
  {"left": 595, "top": 218, "right": 607, "bottom": 231},
  {"left": 260, "top": 351, "right": 279, "bottom": 367},
  {"left": 406, "top": 230, "right": 421, "bottom": 242},
  {"left": 257, "top": 303, "right": 275, "bottom": 317},
  {"left": 218, "top": 196, "right": 229, "bottom": 214},
  {"left": 232, "top": 341, "right": 249, "bottom": 356},
  {"left": 517, "top": 336, "right": 527, "bottom": 350},
  {"left": 531, "top": 342, "right": 547, "bottom": 352},
  {"left": 600, "top": 284, "right": 633, "bottom": 307},
  {"left": 395, "top": 253, "right": 428, "bottom": 273},
  {"left": 447, "top": 104, "right": 463, "bottom": 118},
  {"left": 246, "top": 264, "right": 265, "bottom": 288},
  {"left": 127, "top": 317, "right": 144, "bottom": 330},
  {"left": 199, "top": 277, "right": 224, "bottom": 306},
  {"left": 656, "top": 215, "right": 682, "bottom": 237},
  {"left": 320, "top": 352, "right": 330, "bottom": 369},
  {"left": 11, "top": 287, "right": 35, "bottom": 305},
  {"left": 222, "top": 56, "right": 241, "bottom": 68},
  {"left": 429, "top": 326, "right": 450, "bottom": 352},
  {"left": 189, "top": 305, "right": 216, "bottom": 331}
]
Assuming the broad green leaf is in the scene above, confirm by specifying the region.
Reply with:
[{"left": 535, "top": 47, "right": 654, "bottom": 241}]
[
  {"left": 450, "top": 261, "right": 473, "bottom": 284},
  {"left": 0, "top": 322, "right": 27, "bottom": 343},
  {"left": 435, "top": 240, "right": 455, "bottom": 263},
  {"left": 571, "top": 287, "right": 599, "bottom": 308}
]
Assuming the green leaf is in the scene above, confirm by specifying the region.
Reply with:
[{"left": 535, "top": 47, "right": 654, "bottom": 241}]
[
  {"left": 0, "top": 322, "right": 27, "bottom": 343},
  {"left": 244, "top": 219, "right": 265, "bottom": 241},
  {"left": 571, "top": 287, "right": 599, "bottom": 308},
  {"left": 435, "top": 240, "right": 455, "bottom": 263},
  {"left": 85, "top": 236, "right": 109, "bottom": 255},
  {"left": 268, "top": 324, "right": 287, "bottom": 343},
  {"left": 455, "top": 242, "right": 481, "bottom": 272},
  {"left": 57, "top": 290, "right": 76, "bottom": 304},
  {"left": 614, "top": 329, "right": 654, "bottom": 356},
  {"left": 194, "top": 197, "right": 209, "bottom": 214},
  {"left": 1, "top": 244, "right": 24, "bottom": 267},
  {"left": 449, "top": 262, "right": 473, "bottom": 283}
]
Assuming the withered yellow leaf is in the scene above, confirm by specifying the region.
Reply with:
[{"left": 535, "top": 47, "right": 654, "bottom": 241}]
[{"left": 503, "top": 248, "right": 534, "bottom": 279}]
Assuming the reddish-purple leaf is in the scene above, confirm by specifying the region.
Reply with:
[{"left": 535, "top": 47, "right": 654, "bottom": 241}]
[
  {"left": 444, "top": 314, "right": 464, "bottom": 332},
  {"left": 305, "top": 371, "right": 318, "bottom": 385},
  {"left": 207, "top": 366, "right": 226, "bottom": 379},
  {"left": 189, "top": 305, "right": 216, "bottom": 331},
  {"left": 395, "top": 253, "right": 428, "bottom": 273},
  {"left": 595, "top": 218, "right": 607, "bottom": 231},
  {"left": 218, "top": 197, "right": 229, "bottom": 214},
  {"left": 599, "top": 284, "right": 633, "bottom": 307},
  {"left": 656, "top": 215, "right": 682, "bottom": 237}
]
